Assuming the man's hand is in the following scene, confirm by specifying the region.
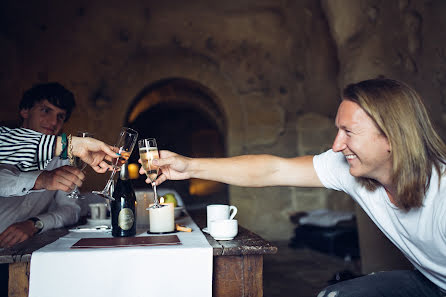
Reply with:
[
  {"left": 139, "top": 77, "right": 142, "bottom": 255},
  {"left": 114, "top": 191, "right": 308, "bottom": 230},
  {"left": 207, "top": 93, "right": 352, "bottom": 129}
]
[
  {"left": 33, "top": 165, "right": 85, "bottom": 192},
  {"left": 139, "top": 150, "right": 192, "bottom": 185},
  {"left": 71, "top": 137, "right": 118, "bottom": 173},
  {"left": 0, "top": 220, "right": 36, "bottom": 248}
]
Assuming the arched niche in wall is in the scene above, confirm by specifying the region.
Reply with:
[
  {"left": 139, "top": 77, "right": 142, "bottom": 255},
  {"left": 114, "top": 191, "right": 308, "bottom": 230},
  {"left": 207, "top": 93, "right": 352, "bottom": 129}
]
[{"left": 125, "top": 78, "right": 228, "bottom": 210}]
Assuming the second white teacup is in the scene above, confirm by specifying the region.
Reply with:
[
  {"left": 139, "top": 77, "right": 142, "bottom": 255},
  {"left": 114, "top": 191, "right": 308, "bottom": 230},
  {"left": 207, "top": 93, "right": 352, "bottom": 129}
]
[
  {"left": 209, "top": 219, "right": 238, "bottom": 240},
  {"left": 207, "top": 204, "right": 237, "bottom": 229},
  {"left": 89, "top": 203, "right": 107, "bottom": 220}
]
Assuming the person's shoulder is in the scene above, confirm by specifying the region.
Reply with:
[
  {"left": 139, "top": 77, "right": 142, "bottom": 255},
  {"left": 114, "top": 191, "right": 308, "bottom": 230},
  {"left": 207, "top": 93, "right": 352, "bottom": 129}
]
[
  {"left": 1, "top": 126, "right": 40, "bottom": 134},
  {"left": 314, "top": 149, "right": 346, "bottom": 163},
  {"left": 313, "top": 149, "right": 350, "bottom": 175},
  {"left": 313, "top": 149, "right": 355, "bottom": 192},
  {"left": 0, "top": 126, "right": 11, "bottom": 133}
]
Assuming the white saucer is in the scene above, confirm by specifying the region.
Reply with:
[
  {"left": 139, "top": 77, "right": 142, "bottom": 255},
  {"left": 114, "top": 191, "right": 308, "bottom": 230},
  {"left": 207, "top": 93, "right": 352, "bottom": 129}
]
[
  {"left": 212, "top": 236, "right": 234, "bottom": 241},
  {"left": 87, "top": 218, "right": 111, "bottom": 226},
  {"left": 202, "top": 227, "right": 209, "bottom": 234}
]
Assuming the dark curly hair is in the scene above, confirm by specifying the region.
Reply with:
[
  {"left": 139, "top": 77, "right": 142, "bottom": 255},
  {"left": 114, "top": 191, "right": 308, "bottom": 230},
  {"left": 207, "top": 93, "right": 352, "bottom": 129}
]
[{"left": 19, "top": 82, "right": 76, "bottom": 122}]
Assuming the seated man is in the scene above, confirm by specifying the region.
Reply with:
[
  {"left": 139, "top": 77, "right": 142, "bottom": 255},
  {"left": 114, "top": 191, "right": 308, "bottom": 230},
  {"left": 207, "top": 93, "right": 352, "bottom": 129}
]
[
  {"left": 0, "top": 83, "right": 118, "bottom": 295},
  {"left": 0, "top": 82, "right": 81, "bottom": 247}
]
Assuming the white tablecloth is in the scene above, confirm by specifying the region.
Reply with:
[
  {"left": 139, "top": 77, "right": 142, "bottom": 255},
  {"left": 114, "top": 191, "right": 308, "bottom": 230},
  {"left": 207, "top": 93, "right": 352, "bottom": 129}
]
[{"left": 28, "top": 213, "right": 212, "bottom": 297}]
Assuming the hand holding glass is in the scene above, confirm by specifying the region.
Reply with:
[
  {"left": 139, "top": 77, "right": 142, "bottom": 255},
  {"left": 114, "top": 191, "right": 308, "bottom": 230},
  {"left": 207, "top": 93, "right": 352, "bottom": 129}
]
[
  {"left": 67, "top": 131, "right": 92, "bottom": 199},
  {"left": 92, "top": 127, "right": 138, "bottom": 200},
  {"left": 138, "top": 138, "right": 164, "bottom": 209}
]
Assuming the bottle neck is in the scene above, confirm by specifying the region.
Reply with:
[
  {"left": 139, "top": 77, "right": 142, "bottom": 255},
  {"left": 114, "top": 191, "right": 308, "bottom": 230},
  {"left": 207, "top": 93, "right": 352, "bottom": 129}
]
[{"left": 120, "top": 163, "right": 129, "bottom": 181}]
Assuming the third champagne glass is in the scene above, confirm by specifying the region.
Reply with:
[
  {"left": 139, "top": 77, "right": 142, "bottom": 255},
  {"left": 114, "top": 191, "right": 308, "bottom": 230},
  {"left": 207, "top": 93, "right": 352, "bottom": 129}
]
[
  {"left": 92, "top": 127, "right": 138, "bottom": 200},
  {"left": 138, "top": 138, "right": 164, "bottom": 208}
]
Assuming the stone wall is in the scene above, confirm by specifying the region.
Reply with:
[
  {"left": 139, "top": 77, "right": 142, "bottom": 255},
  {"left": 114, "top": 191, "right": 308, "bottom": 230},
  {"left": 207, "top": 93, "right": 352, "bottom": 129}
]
[{"left": 1, "top": 0, "right": 446, "bottom": 241}]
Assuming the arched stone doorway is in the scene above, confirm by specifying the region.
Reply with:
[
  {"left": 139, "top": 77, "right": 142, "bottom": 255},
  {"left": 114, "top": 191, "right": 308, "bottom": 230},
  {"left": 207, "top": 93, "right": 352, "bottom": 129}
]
[{"left": 125, "top": 78, "right": 228, "bottom": 210}]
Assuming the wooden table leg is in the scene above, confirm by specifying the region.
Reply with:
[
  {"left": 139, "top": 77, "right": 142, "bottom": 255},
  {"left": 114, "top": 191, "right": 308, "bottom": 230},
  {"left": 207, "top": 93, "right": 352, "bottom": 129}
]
[
  {"left": 9, "top": 262, "right": 30, "bottom": 297},
  {"left": 213, "top": 254, "right": 263, "bottom": 297}
]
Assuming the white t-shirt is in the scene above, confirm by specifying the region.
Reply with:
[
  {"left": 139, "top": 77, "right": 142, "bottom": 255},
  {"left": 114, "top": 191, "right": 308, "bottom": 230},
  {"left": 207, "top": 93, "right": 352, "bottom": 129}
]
[{"left": 313, "top": 149, "right": 446, "bottom": 290}]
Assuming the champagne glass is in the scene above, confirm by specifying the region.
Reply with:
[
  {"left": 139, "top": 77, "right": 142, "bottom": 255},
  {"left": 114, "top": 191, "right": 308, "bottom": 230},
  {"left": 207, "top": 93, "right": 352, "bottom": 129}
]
[
  {"left": 67, "top": 131, "right": 92, "bottom": 199},
  {"left": 138, "top": 138, "right": 165, "bottom": 209},
  {"left": 92, "top": 127, "right": 138, "bottom": 200}
]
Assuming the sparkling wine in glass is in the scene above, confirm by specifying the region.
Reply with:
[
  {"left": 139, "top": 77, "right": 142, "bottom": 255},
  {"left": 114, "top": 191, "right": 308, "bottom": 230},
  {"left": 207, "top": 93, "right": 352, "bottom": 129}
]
[
  {"left": 92, "top": 127, "right": 138, "bottom": 200},
  {"left": 138, "top": 138, "right": 164, "bottom": 209},
  {"left": 67, "top": 131, "right": 91, "bottom": 199}
]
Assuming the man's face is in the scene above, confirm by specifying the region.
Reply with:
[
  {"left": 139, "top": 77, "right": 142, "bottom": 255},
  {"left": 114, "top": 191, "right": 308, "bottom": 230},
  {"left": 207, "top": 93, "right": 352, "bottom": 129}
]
[
  {"left": 332, "top": 100, "right": 392, "bottom": 183},
  {"left": 20, "top": 99, "right": 67, "bottom": 135}
]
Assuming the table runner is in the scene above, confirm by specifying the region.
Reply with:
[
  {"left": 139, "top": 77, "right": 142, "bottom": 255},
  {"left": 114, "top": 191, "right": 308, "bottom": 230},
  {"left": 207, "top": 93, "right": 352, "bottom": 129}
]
[{"left": 28, "top": 212, "right": 212, "bottom": 297}]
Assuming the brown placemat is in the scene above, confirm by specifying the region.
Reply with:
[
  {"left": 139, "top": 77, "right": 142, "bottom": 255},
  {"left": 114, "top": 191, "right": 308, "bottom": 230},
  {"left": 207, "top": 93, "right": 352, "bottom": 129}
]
[{"left": 71, "top": 235, "right": 181, "bottom": 249}]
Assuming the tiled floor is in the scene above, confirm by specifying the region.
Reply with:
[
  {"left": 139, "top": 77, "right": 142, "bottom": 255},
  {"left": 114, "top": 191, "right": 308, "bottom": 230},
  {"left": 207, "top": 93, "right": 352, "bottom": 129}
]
[{"left": 263, "top": 241, "right": 361, "bottom": 297}]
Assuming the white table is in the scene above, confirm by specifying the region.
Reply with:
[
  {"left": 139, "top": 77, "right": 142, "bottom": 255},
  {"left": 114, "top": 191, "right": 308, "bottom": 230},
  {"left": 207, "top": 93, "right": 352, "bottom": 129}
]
[{"left": 28, "top": 211, "right": 212, "bottom": 297}]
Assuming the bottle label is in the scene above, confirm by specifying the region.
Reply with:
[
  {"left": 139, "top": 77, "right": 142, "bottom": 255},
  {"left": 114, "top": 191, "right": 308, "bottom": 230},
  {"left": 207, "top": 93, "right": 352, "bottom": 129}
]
[{"left": 118, "top": 208, "right": 134, "bottom": 230}]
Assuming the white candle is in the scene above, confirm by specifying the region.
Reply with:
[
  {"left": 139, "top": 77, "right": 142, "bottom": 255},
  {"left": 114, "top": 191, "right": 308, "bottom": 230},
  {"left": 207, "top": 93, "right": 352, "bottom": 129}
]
[{"left": 149, "top": 203, "right": 174, "bottom": 233}]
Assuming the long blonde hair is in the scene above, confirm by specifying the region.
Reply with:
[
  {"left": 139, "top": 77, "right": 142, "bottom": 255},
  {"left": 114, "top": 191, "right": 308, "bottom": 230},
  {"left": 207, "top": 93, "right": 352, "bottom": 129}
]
[{"left": 343, "top": 78, "right": 446, "bottom": 211}]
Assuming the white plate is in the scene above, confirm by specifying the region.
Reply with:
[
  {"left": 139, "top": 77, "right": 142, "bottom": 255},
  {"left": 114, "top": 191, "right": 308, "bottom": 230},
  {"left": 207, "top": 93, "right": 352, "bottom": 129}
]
[
  {"left": 174, "top": 206, "right": 185, "bottom": 219},
  {"left": 69, "top": 225, "right": 111, "bottom": 232},
  {"left": 212, "top": 236, "right": 234, "bottom": 241},
  {"left": 202, "top": 227, "right": 234, "bottom": 240},
  {"left": 87, "top": 218, "right": 111, "bottom": 226}
]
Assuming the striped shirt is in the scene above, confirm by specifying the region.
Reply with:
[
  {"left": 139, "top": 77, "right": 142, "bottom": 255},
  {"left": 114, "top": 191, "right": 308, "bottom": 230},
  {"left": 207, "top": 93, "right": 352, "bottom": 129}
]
[{"left": 0, "top": 126, "right": 56, "bottom": 171}]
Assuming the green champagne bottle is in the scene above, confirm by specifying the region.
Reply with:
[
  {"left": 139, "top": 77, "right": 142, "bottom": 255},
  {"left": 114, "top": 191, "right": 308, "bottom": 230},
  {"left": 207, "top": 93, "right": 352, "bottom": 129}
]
[{"left": 111, "top": 163, "right": 136, "bottom": 237}]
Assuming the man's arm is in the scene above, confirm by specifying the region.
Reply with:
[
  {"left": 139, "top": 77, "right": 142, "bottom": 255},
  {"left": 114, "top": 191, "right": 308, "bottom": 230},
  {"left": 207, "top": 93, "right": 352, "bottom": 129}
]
[
  {"left": 0, "top": 220, "right": 37, "bottom": 248},
  {"left": 0, "top": 191, "right": 81, "bottom": 247},
  {"left": 0, "top": 162, "right": 85, "bottom": 197},
  {"left": 0, "top": 189, "right": 81, "bottom": 248},
  {"left": 0, "top": 165, "right": 42, "bottom": 197},
  {"left": 0, "top": 126, "right": 118, "bottom": 173},
  {"left": 142, "top": 150, "right": 324, "bottom": 188},
  {"left": 0, "top": 126, "right": 56, "bottom": 171},
  {"left": 37, "top": 189, "right": 81, "bottom": 232}
]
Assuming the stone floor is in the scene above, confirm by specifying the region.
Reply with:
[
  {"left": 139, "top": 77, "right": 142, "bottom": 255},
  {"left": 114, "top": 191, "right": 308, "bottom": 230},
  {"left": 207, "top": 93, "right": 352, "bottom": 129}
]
[{"left": 263, "top": 241, "right": 361, "bottom": 297}]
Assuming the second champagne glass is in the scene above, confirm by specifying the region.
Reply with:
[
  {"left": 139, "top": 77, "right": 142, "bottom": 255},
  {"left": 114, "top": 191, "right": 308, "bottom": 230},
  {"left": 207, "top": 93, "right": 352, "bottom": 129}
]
[
  {"left": 92, "top": 127, "right": 139, "bottom": 200},
  {"left": 138, "top": 138, "right": 164, "bottom": 208},
  {"left": 67, "top": 131, "right": 92, "bottom": 199}
]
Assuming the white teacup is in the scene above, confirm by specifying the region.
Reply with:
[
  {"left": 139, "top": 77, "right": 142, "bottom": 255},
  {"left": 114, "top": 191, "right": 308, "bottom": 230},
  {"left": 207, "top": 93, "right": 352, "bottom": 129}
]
[
  {"left": 206, "top": 204, "right": 237, "bottom": 229},
  {"left": 89, "top": 203, "right": 107, "bottom": 220},
  {"left": 209, "top": 219, "right": 238, "bottom": 240}
]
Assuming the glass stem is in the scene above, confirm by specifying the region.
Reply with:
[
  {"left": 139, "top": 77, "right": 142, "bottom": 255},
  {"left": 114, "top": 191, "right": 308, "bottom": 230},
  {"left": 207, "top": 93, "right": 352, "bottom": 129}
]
[
  {"left": 105, "top": 169, "right": 117, "bottom": 193},
  {"left": 152, "top": 182, "right": 158, "bottom": 206}
]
